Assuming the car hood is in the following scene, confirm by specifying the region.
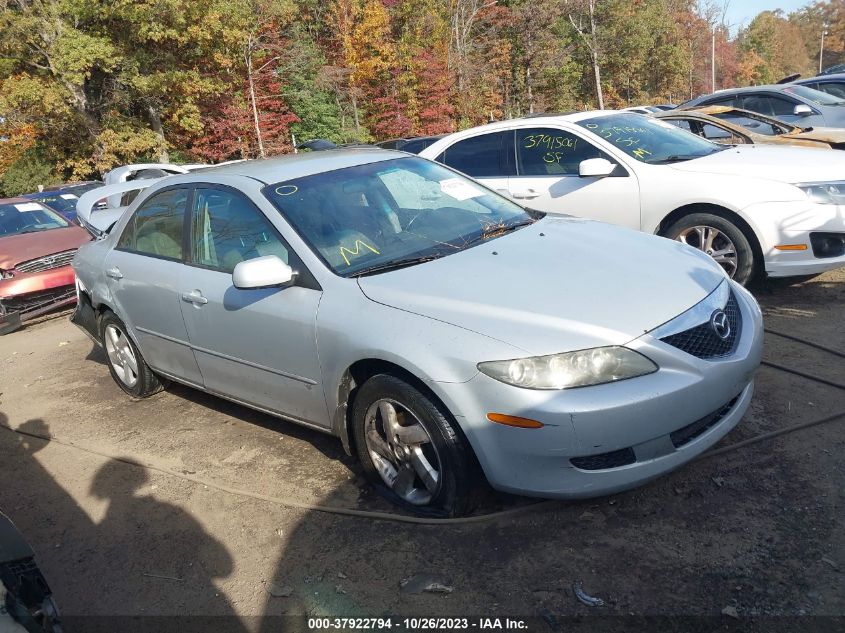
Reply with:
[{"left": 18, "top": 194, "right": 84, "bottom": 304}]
[
  {"left": 0, "top": 225, "right": 91, "bottom": 270},
  {"left": 669, "top": 144, "right": 845, "bottom": 183},
  {"left": 357, "top": 217, "right": 725, "bottom": 355}
]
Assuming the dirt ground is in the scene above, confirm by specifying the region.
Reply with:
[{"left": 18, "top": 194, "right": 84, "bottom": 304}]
[{"left": 0, "top": 269, "right": 843, "bottom": 631}]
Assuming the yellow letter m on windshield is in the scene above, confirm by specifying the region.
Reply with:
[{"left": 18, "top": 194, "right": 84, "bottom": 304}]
[{"left": 339, "top": 240, "right": 380, "bottom": 266}]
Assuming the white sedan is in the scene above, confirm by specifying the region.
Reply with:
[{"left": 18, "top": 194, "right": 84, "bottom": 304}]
[{"left": 419, "top": 111, "right": 845, "bottom": 284}]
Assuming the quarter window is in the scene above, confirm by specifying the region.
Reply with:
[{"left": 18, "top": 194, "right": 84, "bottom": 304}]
[
  {"left": 117, "top": 188, "right": 187, "bottom": 260},
  {"left": 190, "top": 188, "right": 289, "bottom": 273},
  {"left": 516, "top": 127, "right": 611, "bottom": 176},
  {"left": 437, "top": 131, "right": 515, "bottom": 178}
]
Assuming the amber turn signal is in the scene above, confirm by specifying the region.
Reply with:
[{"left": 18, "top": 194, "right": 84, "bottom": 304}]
[
  {"left": 774, "top": 244, "right": 808, "bottom": 251},
  {"left": 486, "top": 413, "right": 544, "bottom": 429}
]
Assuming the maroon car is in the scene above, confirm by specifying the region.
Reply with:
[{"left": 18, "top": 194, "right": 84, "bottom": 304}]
[{"left": 0, "top": 197, "right": 91, "bottom": 333}]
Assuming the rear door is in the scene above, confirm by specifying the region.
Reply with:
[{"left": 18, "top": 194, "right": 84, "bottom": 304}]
[
  {"left": 178, "top": 185, "right": 328, "bottom": 425},
  {"left": 508, "top": 126, "right": 641, "bottom": 228},
  {"left": 104, "top": 187, "right": 203, "bottom": 385},
  {"left": 434, "top": 131, "right": 515, "bottom": 197}
]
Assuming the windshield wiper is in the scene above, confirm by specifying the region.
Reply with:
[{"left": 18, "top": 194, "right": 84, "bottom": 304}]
[
  {"left": 462, "top": 218, "right": 536, "bottom": 248},
  {"left": 352, "top": 255, "right": 442, "bottom": 277}
]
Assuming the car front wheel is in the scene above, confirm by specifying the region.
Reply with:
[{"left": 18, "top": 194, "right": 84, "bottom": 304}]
[
  {"left": 351, "top": 374, "right": 475, "bottom": 517},
  {"left": 663, "top": 212, "right": 756, "bottom": 285},
  {"left": 100, "top": 312, "right": 165, "bottom": 398}
]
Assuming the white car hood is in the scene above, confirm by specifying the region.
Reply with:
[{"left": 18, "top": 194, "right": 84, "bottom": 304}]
[
  {"left": 669, "top": 144, "right": 845, "bottom": 184},
  {"left": 358, "top": 217, "right": 725, "bottom": 355}
]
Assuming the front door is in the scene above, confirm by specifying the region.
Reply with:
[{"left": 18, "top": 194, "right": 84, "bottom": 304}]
[
  {"left": 178, "top": 186, "right": 328, "bottom": 426},
  {"left": 508, "top": 127, "right": 642, "bottom": 229},
  {"left": 105, "top": 187, "right": 203, "bottom": 385}
]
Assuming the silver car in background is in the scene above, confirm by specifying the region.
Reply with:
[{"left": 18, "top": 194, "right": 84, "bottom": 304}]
[{"left": 71, "top": 151, "right": 763, "bottom": 516}]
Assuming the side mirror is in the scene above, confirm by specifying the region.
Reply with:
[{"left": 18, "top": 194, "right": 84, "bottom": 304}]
[
  {"left": 793, "top": 104, "right": 813, "bottom": 117},
  {"left": 579, "top": 158, "right": 616, "bottom": 178},
  {"left": 232, "top": 255, "right": 294, "bottom": 289}
]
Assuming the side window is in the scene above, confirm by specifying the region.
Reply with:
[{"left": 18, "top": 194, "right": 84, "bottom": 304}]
[
  {"left": 700, "top": 123, "right": 747, "bottom": 144},
  {"left": 190, "top": 188, "right": 290, "bottom": 273},
  {"left": 665, "top": 119, "right": 695, "bottom": 133},
  {"left": 516, "top": 127, "right": 611, "bottom": 176},
  {"left": 741, "top": 95, "right": 796, "bottom": 117},
  {"left": 701, "top": 96, "right": 737, "bottom": 107},
  {"left": 439, "top": 131, "right": 515, "bottom": 178},
  {"left": 818, "top": 82, "right": 845, "bottom": 99},
  {"left": 117, "top": 188, "right": 187, "bottom": 260}
]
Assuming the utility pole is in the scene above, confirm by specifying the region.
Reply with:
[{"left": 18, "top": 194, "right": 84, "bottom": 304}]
[
  {"left": 820, "top": 26, "right": 828, "bottom": 74},
  {"left": 711, "top": 32, "right": 716, "bottom": 92}
]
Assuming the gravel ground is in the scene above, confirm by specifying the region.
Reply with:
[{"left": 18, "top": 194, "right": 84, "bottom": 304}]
[{"left": 0, "top": 269, "right": 843, "bottom": 631}]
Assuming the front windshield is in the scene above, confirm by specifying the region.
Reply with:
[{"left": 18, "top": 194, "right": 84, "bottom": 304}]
[
  {"left": 0, "top": 202, "right": 70, "bottom": 237},
  {"left": 578, "top": 113, "right": 725, "bottom": 164},
  {"left": 783, "top": 85, "right": 845, "bottom": 106},
  {"left": 264, "top": 157, "right": 535, "bottom": 276}
]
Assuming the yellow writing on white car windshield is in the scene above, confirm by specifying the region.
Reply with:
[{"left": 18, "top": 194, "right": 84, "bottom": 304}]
[{"left": 340, "top": 240, "right": 380, "bottom": 265}]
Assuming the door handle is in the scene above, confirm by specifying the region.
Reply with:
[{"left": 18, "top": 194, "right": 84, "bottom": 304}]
[
  {"left": 181, "top": 291, "right": 208, "bottom": 305},
  {"left": 511, "top": 189, "right": 540, "bottom": 200},
  {"left": 106, "top": 267, "right": 123, "bottom": 280}
]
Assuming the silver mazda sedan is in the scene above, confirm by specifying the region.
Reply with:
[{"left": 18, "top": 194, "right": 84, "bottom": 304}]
[{"left": 72, "top": 150, "right": 763, "bottom": 516}]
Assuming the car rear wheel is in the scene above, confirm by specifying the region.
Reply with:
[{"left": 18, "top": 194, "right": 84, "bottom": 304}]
[
  {"left": 351, "top": 374, "right": 475, "bottom": 517},
  {"left": 100, "top": 312, "right": 165, "bottom": 398},
  {"left": 663, "top": 212, "right": 756, "bottom": 285}
]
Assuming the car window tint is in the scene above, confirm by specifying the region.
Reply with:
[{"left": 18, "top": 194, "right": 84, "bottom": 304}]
[
  {"left": 741, "top": 94, "right": 795, "bottom": 117},
  {"left": 665, "top": 119, "right": 694, "bottom": 133},
  {"left": 515, "top": 128, "right": 611, "bottom": 176},
  {"left": 439, "top": 131, "right": 514, "bottom": 178},
  {"left": 117, "top": 188, "right": 187, "bottom": 260},
  {"left": 702, "top": 96, "right": 737, "bottom": 107},
  {"left": 190, "top": 188, "right": 289, "bottom": 273},
  {"left": 817, "top": 81, "right": 845, "bottom": 99}
]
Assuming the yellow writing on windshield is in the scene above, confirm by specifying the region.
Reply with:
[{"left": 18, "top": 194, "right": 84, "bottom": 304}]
[{"left": 340, "top": 240, "right": 380, "bottom": 266}]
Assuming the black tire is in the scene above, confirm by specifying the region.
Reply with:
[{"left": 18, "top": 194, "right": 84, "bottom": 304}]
[
  {"left": 662, "top": 212, "right": 757, "bottom": 285},
  {"left": 351, "top": 374, "right": 475, "bottom": 517},
  {"left": 99, "top": 312, "right": 165, "bottom": 398}
]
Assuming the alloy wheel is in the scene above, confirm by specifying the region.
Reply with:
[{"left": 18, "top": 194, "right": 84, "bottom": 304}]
[
  {"left": 363, "top": 398, "right": 442, "bottom": 505},
  {"left": 104, "top": 324, "right": 139, "bottom": 388},
  {"left": 676, "top": 225, "right": 738, "bottom": 278}
]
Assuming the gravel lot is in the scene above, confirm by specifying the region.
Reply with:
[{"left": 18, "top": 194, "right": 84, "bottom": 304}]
[{"left": 1, "top": 270, "right": 843, "bottom": 629}]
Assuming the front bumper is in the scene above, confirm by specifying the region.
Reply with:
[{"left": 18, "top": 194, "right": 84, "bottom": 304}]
[
  {"left": 433, "top": 283, "right": 763, "bottom": 499},
  {"left": 0, "top": 266, "right": 77, "bottom": 332},
  {"left": 742, "top": 200, "right": 845, "bottom": 277}
]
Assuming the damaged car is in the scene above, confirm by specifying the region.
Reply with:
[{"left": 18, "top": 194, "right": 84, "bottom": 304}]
[
  {"left": 71, "top": 151, "right": 763, "bottom": 516},
  {"left": 0, "top": 198, "right": 91, "bottom": 334}
]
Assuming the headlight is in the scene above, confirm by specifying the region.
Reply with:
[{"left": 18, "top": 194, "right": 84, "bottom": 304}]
[
  {"left": 0, "top": 269, "right": 13, "bottom": 280},
  {"left": 477, "top": 346, "right": 658, "bottom": 390},
  {"left": 794, "top": 181, "right": 845, "bottom": 205}
]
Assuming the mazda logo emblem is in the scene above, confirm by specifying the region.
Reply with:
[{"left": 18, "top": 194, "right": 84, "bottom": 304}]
[{"left": 710, "top": 309, "right": 731, "bottom": 340}]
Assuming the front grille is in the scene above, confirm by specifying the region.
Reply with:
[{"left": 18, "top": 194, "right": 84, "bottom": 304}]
[
  {"left": 571, "top": 447, "right": 636, "bottom": 471},
  {"left": 15, "top": 249, "right": 77, "bottom": 273},
  {"left": 670, "top": 395, "right": 739, "bottom": 448},
  {"left": 0, "top": 286, "right": 75, "bottom": 316},
  {"left": 660, "top": 291, "right": 741, "bottom": 359}
]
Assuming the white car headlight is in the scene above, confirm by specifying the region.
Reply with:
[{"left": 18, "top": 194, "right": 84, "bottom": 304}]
[
  {"left": 477, "top": 346, "right": 658, "bottom": 390},
  {"left": 794, "top": 181, "right": 845, "bottom": 205}
]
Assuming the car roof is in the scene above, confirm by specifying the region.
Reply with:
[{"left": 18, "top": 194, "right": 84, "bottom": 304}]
[
  {"left": 169, "top": 148, "right": 412, "bottom": 185},
  {"left": 0, "top": 197, "right": 37, "bottom": 205},
  {"left": 426, "top": 111, "right": 623, "bottom": 138},
  {"left": 797, "top": 73, "right": 845, "bottom": 82}
]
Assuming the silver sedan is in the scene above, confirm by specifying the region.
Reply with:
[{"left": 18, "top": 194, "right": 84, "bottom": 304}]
[{"left": 71, "top": 150, "right": 763, "bottom": 516}]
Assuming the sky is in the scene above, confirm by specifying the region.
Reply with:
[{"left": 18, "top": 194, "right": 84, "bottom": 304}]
[{"left": 721, "top": 0, "right": 810, "bottom": 30}]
